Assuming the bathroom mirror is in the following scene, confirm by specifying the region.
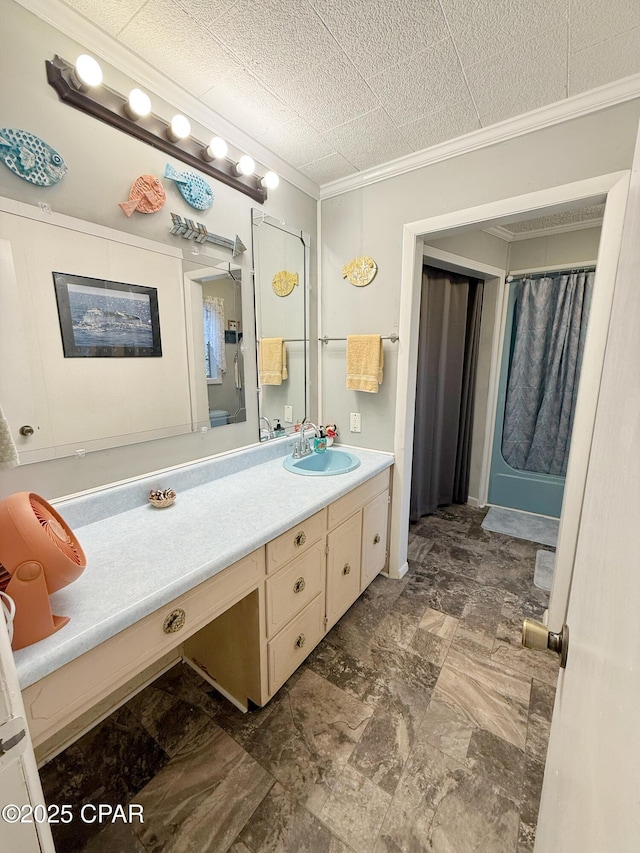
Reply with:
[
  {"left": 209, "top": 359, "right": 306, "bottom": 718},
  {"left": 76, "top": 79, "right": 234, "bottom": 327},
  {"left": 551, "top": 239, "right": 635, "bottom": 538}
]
[
  {"left": 252, "top": 211, "right": 309, "bottom": 438},
  {"left": 0, "top": 196, "right": 252, "bottom": 465}
]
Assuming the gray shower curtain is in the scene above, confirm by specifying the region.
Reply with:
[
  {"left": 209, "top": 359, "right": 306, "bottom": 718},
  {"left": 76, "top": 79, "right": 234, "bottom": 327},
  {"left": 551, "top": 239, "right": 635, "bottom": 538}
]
[
  {"left": 410, "top": 266, "right": 484, "bottom": 521},
  {"left": 501, "top": 271, "right": 594, "bottom": 476}
]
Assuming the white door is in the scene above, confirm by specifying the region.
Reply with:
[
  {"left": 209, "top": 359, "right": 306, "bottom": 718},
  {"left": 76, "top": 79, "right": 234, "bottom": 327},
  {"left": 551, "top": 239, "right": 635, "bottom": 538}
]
[
  {"left": 0, "top": 612, "right": 55, "bottom": 852},
  {"left": 534, "top": 124, "right": 640, "bottom": 850}
]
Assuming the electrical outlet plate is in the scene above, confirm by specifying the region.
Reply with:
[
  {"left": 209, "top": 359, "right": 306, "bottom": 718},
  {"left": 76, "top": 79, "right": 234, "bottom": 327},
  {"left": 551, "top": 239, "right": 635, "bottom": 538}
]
[
  {"left": 350, "top": 412, "right": 361, "bottom": 433},
  {"left": 284, "top": 405, "right": 293, "bottom": 423}
]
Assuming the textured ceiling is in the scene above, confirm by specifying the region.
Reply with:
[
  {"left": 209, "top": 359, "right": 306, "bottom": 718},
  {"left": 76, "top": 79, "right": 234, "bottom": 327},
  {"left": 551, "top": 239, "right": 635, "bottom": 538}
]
[
  {"left": 503, "top": 204, "right": 605, "bottom": 235},
  {"left": 59, "top": 0, "right": 640, "bottom": 186}
]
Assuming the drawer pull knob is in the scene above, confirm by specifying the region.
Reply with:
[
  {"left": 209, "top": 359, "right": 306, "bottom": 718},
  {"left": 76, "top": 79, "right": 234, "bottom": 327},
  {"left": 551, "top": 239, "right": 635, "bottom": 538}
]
[
  {"left": 293, "top": 576, "right": 306, "bottom": 594},
  {"left": 373, "top": 533, "right": 381, "bottom": 545},
  {"left": 163, "top": 608, "right": 186, "bottom": 634},
  {"left": 295, "top": 633, "right": 306, "bottom": 649},
  {"left": 294, "top": 531, "right": 307, "bottom": 547},
  {"left": 342, "top": 563, "right": 351, "bottom": 575}
]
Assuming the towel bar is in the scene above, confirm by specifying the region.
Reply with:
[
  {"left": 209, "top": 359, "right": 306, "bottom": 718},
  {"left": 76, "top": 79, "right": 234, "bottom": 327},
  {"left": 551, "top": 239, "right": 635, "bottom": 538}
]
[{"left": 319, "top": 334, "right": 399, "bottom": 344}]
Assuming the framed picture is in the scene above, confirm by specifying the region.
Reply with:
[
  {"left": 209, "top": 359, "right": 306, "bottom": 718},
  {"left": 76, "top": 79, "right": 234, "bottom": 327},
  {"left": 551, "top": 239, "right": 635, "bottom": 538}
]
[
  {"left": 53, "top": 272, "right": 162, "bottom": 358},
  {"left": 228, "top": 319, "right": 239, "bottom": 332}
]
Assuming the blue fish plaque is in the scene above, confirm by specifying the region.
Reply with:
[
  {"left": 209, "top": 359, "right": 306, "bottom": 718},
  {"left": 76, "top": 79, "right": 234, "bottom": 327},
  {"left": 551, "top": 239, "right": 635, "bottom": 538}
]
[
  {"left": 164, "top": 163, "right": 214, "bottom": 211},
  {"left": 0, "top": 128, "right": 67, "bottom": 186}
]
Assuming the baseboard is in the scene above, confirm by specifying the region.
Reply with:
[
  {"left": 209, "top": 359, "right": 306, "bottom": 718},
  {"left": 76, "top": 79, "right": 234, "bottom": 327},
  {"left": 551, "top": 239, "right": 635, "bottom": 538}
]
[{"left": 466, "top": 496, "right": 480, "bottom": 507}]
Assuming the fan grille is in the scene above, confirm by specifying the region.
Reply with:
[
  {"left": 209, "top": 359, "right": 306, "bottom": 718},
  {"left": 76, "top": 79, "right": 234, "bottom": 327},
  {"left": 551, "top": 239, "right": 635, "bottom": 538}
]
[
  {"left": 0, "top": 561, "right": 10, "bottom": 593},
  {"left": 29, "top": 495, "right": 84, "bottom": 566}
]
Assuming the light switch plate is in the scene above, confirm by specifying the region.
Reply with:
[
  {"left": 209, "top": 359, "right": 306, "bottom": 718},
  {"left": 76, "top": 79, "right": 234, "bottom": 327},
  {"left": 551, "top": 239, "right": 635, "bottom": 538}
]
[
  {"left": 284, "top": 405, "right": 293, "bottom": 423},
  {"left": 350, "top": 412, "right": 361, "bottom": 433}
]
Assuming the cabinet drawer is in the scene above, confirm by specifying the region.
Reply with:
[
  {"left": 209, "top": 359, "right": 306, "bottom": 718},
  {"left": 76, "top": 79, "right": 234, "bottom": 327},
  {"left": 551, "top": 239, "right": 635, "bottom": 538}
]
[
  {"left": 266, "top": 508, "right": 327, "bottom": 574},
  {"left": 361, "top": 489, "right": 389, "bottom": 591},
  {"left": 328, "top": 469, "right": 390, "bottom": 529},
  {"left": 22, "top": 548, "right": 265, "bottom": 747},
  {"left": 326, "top": 511, "right": 362, "bottom": 631},
  {"left": 265, "top": 541, "right": 325, "bottom": 638},
  {"left": 267, "top": 594, "right": 324, "bottom": 694}
]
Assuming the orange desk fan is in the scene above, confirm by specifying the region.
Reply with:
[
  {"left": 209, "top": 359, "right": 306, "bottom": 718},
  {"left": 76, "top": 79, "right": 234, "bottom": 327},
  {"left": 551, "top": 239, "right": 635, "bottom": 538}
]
[{"left": 0, "top": 492, "right": 86, "bottom": 650}]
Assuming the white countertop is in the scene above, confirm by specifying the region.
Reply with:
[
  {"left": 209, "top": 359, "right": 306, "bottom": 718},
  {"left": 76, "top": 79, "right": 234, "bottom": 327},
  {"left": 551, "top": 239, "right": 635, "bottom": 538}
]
[{"left": 14, "top": 445, "right": 393, "bottom": 689}]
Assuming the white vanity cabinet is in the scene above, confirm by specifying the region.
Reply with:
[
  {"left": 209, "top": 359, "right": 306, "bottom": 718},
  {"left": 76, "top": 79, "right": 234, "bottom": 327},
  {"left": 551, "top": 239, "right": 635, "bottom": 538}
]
[
  {"left": 20, "top": 465, "right": 392, "bottom": 759},
  {"left": 264, "top": 511, "right": 328, "bottom": 694},
  {"left": 264, "top": 468, "right": 391, "bottom": 689}
]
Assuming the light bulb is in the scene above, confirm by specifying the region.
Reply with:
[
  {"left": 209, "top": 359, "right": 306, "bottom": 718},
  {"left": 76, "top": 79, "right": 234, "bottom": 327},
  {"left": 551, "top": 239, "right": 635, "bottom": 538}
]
[
  {"left": 72, "top": 54, "right": 103, "bottom": 90},
  {"left": 261, "top": 171, "right": 279, "bottom": 190},
  {"left": 168, "top": 114, "right": 191, "bottom": 141},
  {"left": 126, "top": 88, "right": 151, "bottom": 119},
  {"left": 236, "top": 155, "right": 255, "bottom": 176},
  {"left": 207, "top": 136, "right": 228, "bottom": 159}
]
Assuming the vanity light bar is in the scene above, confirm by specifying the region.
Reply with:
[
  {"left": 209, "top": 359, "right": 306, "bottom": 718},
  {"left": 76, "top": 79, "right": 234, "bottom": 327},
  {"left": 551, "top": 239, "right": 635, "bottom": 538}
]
[{"left": 45, "top": 55, "right": 269, "bottom": 204}]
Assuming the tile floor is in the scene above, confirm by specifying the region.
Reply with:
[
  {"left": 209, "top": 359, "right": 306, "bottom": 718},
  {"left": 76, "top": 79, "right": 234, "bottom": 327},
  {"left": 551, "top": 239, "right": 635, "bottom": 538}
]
[{"left": 40, "top": 504, "right": 559, "bottom": 853}]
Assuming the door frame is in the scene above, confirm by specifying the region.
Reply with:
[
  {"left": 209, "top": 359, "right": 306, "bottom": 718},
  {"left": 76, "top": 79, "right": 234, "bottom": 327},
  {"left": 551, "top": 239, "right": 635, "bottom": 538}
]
[
  {"left": 389, "top": 171, "right": 631, "bottom": 633},
  {"left": 421, "top": 246, "right": 507, "bottom": 508}
]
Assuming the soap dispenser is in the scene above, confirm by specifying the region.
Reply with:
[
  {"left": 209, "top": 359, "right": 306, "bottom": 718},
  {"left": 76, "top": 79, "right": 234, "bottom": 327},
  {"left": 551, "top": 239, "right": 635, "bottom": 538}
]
[{"left": 273, "top": 419, "right": 285, "bottom": 436}]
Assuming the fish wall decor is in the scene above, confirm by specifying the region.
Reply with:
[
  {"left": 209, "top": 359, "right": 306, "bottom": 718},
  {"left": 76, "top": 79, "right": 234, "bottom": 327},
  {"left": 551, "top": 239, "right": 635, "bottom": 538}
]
[
  {"left": 164, "top": 163, "right": 214, "bottom": 210},
  {"left": 119, "top": 174, "right": 166, "bottom": 217},
  {"left": 0, "top": 128, "right": 67, "bottom": 186}
]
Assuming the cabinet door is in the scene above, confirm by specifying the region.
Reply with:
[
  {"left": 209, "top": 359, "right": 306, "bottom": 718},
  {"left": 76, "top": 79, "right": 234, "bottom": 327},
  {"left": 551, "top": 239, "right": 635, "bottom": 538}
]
[
  {"left": 361, "top": 490, "right": 389, "bottom": 591},
  {"left": 326, "top": 511, "right": 362, "bottom": 631}
]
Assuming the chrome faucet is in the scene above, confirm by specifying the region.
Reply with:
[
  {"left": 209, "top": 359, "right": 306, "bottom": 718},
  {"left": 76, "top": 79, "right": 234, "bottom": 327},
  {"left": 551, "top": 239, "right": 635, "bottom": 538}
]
[
  {"left": 293, "top": 420, "right": 320, "bottom": 458},
  {"left": 259, "top": 415, "right": 274, "bottom": 441}
]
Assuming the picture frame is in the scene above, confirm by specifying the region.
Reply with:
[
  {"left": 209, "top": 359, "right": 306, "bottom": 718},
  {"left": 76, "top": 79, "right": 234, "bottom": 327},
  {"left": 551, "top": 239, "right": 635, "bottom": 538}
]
[
  {"left": 53, "top": 271, "right": 162, "bottom": 358},
  {"left": 227, "top": 319, "right": 239, "bottom": 332},
  {"left": 224, "top": 330, "right": 243, "bottom": 344}
]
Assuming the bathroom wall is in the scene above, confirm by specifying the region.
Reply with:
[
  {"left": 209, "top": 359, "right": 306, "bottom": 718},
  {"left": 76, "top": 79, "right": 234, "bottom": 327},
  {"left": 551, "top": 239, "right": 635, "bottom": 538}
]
[
  {"left": 508, "top": 226, "right": 602, "bottom": 270},
  {"left": 0, "top": 0, "right": 317, "bottom": 500},
  {"left": 425, "top": 229, "right": 509, "bottom": 270},
  {"left": 320, "top": 102, "right": 640, "bottom": 454}
]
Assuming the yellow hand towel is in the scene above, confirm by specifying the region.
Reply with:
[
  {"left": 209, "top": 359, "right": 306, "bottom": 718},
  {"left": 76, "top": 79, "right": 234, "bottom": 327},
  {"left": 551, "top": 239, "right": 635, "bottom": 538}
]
[
  {"left": 346, "top": 335, "right": 383, "bottom": 393},
  {"left": 259, "top": 338, "right": 288, "bottom": 385}
]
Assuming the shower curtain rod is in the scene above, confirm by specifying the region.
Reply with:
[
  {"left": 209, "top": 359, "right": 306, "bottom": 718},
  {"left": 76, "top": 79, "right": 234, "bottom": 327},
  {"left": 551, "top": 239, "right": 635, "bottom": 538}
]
[{"left": 506, "top": 264, "right": 596, "bottom": 282}]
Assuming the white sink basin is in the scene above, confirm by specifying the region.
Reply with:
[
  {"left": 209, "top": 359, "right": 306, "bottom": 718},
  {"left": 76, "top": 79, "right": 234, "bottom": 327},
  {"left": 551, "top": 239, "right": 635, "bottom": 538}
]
[{"left": 283, "top": 448, "right": 361, "bottom": 476}]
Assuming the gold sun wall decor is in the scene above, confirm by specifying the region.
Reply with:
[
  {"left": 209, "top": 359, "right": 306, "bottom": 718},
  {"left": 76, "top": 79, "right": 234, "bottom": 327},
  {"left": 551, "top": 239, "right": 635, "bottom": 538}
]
[
  {"left": 272, "top": 270, "right": 299, "bottom": 297},
  {"left": 342, "top": 256, "right": 378, "bottom": 287}
]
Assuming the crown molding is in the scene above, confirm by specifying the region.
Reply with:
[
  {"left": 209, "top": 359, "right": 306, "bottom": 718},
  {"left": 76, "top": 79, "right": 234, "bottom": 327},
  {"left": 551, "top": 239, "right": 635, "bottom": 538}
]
[
  {"left": 483, "top": 217, "right": 604, "bottom": 242},
  {"left": 13, "top": 0, "right": 321, "bottom": 200},
  {"left": 319, "top": 75, "right": 640, "bottom": 200}
]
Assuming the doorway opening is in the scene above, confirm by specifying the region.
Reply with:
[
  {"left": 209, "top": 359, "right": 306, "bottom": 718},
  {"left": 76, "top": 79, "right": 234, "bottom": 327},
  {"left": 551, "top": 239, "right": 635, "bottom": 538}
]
[{"left": 391, "top": 171, "right": 630, "bottom": 633}]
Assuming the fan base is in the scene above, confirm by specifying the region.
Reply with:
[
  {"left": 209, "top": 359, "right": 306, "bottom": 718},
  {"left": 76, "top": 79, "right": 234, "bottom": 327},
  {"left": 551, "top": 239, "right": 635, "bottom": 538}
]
[{"left": 6, "top": 562, "right": 71, "bottom": 650}]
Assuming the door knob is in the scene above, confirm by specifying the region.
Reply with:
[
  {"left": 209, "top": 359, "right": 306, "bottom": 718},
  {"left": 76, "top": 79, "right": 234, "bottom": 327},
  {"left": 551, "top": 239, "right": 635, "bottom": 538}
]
[{"left": 522, "top": 618, "right": 569, "bottom": 668}]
